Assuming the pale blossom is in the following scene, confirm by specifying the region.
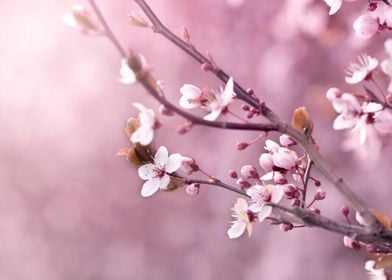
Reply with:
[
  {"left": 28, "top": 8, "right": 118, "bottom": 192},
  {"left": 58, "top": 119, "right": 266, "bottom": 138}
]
[
  {"left": 119, "top": 59, "right": 136, "bottom": 84},
  {"left": 353, "top": 15, "right": 379, "bottom": 39},
  {"left": 138, "top": 146, "right": 182, "bottom": 197},
  {"left": 323, "top": 0, "right": 356, "bottom": 15},
  {"left": 246, "top": 184, "right": 284, "bottom": 222},
  {"left": 62, "top": 4, "right": 101, "bottom": 35},
  {"left": 381, "top": 39, "right": 392, "bottom": 92},
  {"left": 326, "top": 91, "right": 362, "bottom": 130},
  {"left": 131, "top": 103, "right": 156, "bottom": 146},
  {"left": 345, "top": 54, "right": 378, "bottom": 84},
  {"left": 227, "top": 198, "right": 253, "bottom": 239},
  {"left": 365, "top": 260, "right": 387, "bottom": 280},
  {"left": 179, "top": 77, "right": 236, "bottom": 121}
]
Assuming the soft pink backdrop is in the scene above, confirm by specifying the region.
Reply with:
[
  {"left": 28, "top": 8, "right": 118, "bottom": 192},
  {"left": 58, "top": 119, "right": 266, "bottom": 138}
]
[{"left": 1, "top": 0, "right": 392, "bottom": 279}]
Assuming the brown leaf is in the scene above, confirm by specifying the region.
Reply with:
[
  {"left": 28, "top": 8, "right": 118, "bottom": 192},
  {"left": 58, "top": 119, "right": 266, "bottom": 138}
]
[{"left": 291, "top": 106, "right": 313, "bottom": 135}]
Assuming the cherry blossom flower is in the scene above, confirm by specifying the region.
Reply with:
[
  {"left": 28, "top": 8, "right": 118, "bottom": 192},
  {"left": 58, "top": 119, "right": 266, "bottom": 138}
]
[
  {"left": 119, "top": 59, "right": 136, "bottom": 84},
  {"left": 131, "top": 103, "right": 156, "bottom": 146},
  {"left": 137, "top": 146, "right": 182, "bottom": 197},
  {"left": 246, "top": 184, "right": 284, "bottom": 222},
  {"left": 353, "top": 15, "right": 379, "bottom": 39},
  {"left": 179, "top": 77, "right": 236, "bottom": 121},
  {"left": 365, "top": 260, "right": 387, "bottom": 280},
  {"left": 345, "top": 54, "right": 378, "bottom": 84},
  {"left": 381, "top": 39, "right": 392, "bottom": 92},
  {"left": 227, "top": 198, "right": 253, "bottom": 239},
  {"left": 62, "top": 4, "right": 102, "bottom": 35}
]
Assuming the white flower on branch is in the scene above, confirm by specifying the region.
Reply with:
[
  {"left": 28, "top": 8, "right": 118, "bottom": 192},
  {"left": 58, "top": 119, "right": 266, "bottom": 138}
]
[
  {"left": 62, "top": 4, "right": 102, "bottom": 35},
  {"left": 131, "top": 103, "right": 157, "bottom": 146},
  {"left": 353, "top": 15, "right": 379, "bottom": 39},
  {"left": 365, "top": 260, "right": 387, "bottom": 280},
  {"left": 246, "top": 184, "right": 284, "bottom": 222},
  {"left": 119, "top": 59, "right": 137, "bottom": 84},
  {"left": 227, "top": 198, "right": 253, "bottom": 239},
  {"left": 345, "top": 54, "right": 378, "bottom": 84},
  {"left": 138, "top": 146, "right": 183, "bottom": 197},
  {"left": 381, "top": 39, "right": 392, "bottom": 93},
  {"left": 323, "top": 0, "right": 356, "bottom": 15},
  {"left": 179, "top": 77, "right": 236, "bottom": 121}
]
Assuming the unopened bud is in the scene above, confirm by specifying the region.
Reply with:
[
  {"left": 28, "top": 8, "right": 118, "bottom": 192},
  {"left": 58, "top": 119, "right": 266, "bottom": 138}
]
[
  {"left": 284, "top": 184, "right": 296, "bottom": 199},
  {"left": 341, "top": 205, "right": 350, "bottom": 216},
  {"left": 186, "top": 183, "right": 200, "bottom": 195},
  {"left": 177, "top": 122, "right": 192, "bottom": 134},
  {"left": 247, "top": 88, "right": 254, "bottom": 96},
  {"left": 291, "top": 198, "right": 301, "bottom": 207},
  {"left": 280, "top": 222, "right": 294, "bottom": 232},
  {"left": 246, "top": 112, "right": 254, "bottom": 119},
  {"left": 236, "top": 142, "right": 248, "bottom": 150},
  {"left": 159, "top": 105, "right": 174, "bottom": 116},
  {"left": 236, "top": 178, "right": 251, "bottom": 190},
  {"left": 241, "top": 105, "right": 250, "bottom": 111},
  {"left": 259, "top": 153, "right": 274, "bottom": 172},
  {"left": 314, "top": 189, "right": 326, "bottom": 200},
  {"left": 291, "top": 106, "right": 313, "bottom": 135},
  {"left": 310, "top": 207, "right": 321, "bottom": 214},
  {"left": 181, "top": 26, "right": 191, "bottom": 44},
  {"left": 180, "top": 157, "right": 199, "bottom": 175},
  {"left": 240, "top": 165, "right": 259, "bottom": 179},
  {"left": 228, "top": 170, "right": 238, "bottom": 179},
  {"left": 279, "top": 134, "right": 297, "bottom": 147},
  {"left": 128, "top": 11, "right": 151, "bottom": 28},
  {"left": 353, "top": 15, "right": 379, "bottom": 39},
  {"left": 201, "top": 63, "right": 213, "bottom": 72},
  {"left": 343, "top": 236, "right": 361, "bottom": 250},
  {"left": 314, "top": 180, "right": 321, "bottom": 187}
]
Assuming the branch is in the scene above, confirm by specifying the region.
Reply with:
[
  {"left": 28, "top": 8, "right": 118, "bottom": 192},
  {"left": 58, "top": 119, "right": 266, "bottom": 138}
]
[{"left": 185, "top": 178, "right": 250, "bottom": 197}]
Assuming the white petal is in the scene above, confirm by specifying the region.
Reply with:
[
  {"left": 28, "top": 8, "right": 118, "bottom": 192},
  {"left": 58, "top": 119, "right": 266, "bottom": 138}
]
[
  {"left": 141, "top": 178, "right": 161, "bottom": 197},
  {"left": 261, "top": 172, "right": 274, "bottom": 181},
  {"left": 359, "top": 124, "right": 368, "bottom": 145},
  {"left": 248, "top": 203, "right": 262, "bottom": 213},
  {"left": 138, "top": 163, "right": 157, "bottom": 180},
  {"left": 258, "top": 206, "right": 272, "bottom": 222},
  {"left": 203, "top": 109, "right": 222, "bottom": 121},
  {"left": 179, "top": 95, "right": 200, "bottom": 109},
  {"left": 271, "top": 186, "right": 284, "bottom": 203},
  {"left": 385, "top": 39, "right": 392, "bottom": 58},
  {"left": 381, "top": 59, "right": 392, "bottom": 77},
  {"left": 180, "top": 84, "right": 202, "bottom": 98},
  {"left": 265, "top": 140, "right": 280, "bottom": 153},
  {"left": 364, "top": 102, "right": 382, "bottom": 113},
  {"left": 221, "top": 77, "right": 235, "bottom": 106},
  {"left": 375, "top": 111, "right": 392, "bottom": 133},
  {"left": 333, "top": 114, "right": 358, "bottom": 130},
  {"left": 159, "top": 174, "right": 171, "bottom": 190},
  {"left": 130, "top": 126, "right": 153, "bottom": 146},
  {"left": 154, "top": 146, "right": 168, "bottom": 167},
  {"left": 119, "top": 60, "right": 136, "bottom": 84},
  {"left": 133, "top": 103, "right": 155, "bottom": 127},
  {"left": 62, "top": 12, "right": 78, "bottom": 27},
  {"left": 345, "top": 69, "right": 367, "bottom": 84},
  {"left": 165, "top": 153, "right": 183, "bottom": 173},
  {"left": 227, "top": 221, "right": 247, "bottom": 239},
  {"left": 324, "top": 0, "right": 342, "bottom": 15}
]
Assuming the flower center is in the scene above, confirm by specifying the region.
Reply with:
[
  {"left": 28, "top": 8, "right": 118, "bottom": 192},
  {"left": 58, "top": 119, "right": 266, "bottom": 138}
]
[{"left": 153, "top": 167, "right": 166, "bottom": 178}]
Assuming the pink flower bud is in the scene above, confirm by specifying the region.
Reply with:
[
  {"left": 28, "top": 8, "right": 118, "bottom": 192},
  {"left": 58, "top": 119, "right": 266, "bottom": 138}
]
[
  {"left": 279, "top": 134, "right": 296, "bottom": 147},
  {"left": 291, "top": 198, "right": 301, "bottom": 207},
  {"left": 259, "top": 153, "right": 274, "bottom": 172},
  {"left": 273, "top": 172, "right": 287, "bottom": 184},
  {"left": 236, "top": 142, "right": 248, "bottom": 150},
  {"left": 180, "top": 157, "right": 199, "bottom": 175},
  {"left": 241, "top": 105, "right": 250, "bottom": 111},
  {"left": 314, "top": 180, "right": 321, "bottom": 187},
  {"left": 366, "top": 244, "right": 377, "bottom": 253},
  {"left": 284, "top": 184, "right": 296, "bottom": 198},
  {"left": 186, "top": 183, "right": 200, "bottom": 195},
  {"left": 314, "top": 189, "right": 326, "bottom": 200},
  {"left": 280, "top": 222, "right": 294, "bottom": 232},
  {"left": 273, "top": 148, "right": 297, "bottom": 170},
  {"left": 310, "top": 207, "right": 321, "bottom": 215},
  {"left": 228, "top": 170, "right": 238, "bottom": 179},
  {"left": 341, "top": 205, "right": 350, "bottom": 216},
  {"left": 343, "top": 236, "right": 361, "bottom": 250},
  {"left": 236, "top": 178, "right": 251, "bottom": 189},
  {"left": 201, "top": 63, "right": 213, "bottom": 72},
  {"left": 159, "top": 105, "right": 174, "bottom": 116},
  {"left": 326, "top": 87, "right": 342, "bottom": 100},
  {"left": 353, "top": 15, "right": 379, "bottom": 39},
  {"left": 240, "top": 165, "right": 259, "bottom": 179},
  {"left": 177, "top": 122, "right": 192, "bottom": 134}
]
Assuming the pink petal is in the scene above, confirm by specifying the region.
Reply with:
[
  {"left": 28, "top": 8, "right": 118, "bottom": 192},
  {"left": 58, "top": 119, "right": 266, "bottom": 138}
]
[
  {"left": 141, "top": 178, "right": 161, "bottom": 197},
  {"left": 271, "top": 186, "right": 284, "bottom": 203}
]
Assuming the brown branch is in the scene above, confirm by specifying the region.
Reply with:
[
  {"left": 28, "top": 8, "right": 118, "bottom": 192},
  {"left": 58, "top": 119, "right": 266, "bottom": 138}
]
[{"left": 185, "top": 178, "right": 249, "bottom": 197}]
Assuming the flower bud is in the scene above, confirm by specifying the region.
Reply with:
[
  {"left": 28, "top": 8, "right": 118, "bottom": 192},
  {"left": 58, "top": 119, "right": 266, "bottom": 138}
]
[
  {"left": 366, "top": 244, "right": 377, "bottom": 253},
  {"left": 228, "top": 170, "right": 238, "bottom": 179},
  {"left": 280, "top": 222, "right": 294, "bottom": 232},
  {"left": 314, "top": 189, "right": 326, "bottom": 201},
  {"left": 236, "top": 142, "right": 248, "bottom": 150},
  {"left": 310, "top": 207, "right": 321, "bottom": 214},
  {"left": 128, "top": 11, "right": 151, "bottom": 28},
  {"left": 284, "top": 184, "right": 296, "bottom": 198},
  {"left": 186, "top": 183, "right": 200, "bottom": 195},
  {"left": 326, "top": 87, "right": 342, "bottom": 100},
  {"left": 62, "top": 4, "right": 101, "bottom": 34},
  {"left": 259, "top": 153, "right": 274, "bottom": 172},
  {"left": 201, "top": 63, "right": 213, "bottom": 72},
  {"left": 177, "top": 122, "right": 192, "bottom": 134},
  {"left": 341, "top": 205, "right": 350, "bottom": 216},
  {"left": 241, "top": 105, "right": 250, "bottom": 111},
  {"left": 343, "top": 236, "right": 361, "bottom": 250},
  {"left": 279, "top": 134, "right": 297, "bottom": 147},
  {"left": 180, "top": 157, "right": 199, "bottom": 175},
  {"left": 236, "top": 178, "right": 251, "bottom": 189},
  {"left": 240, "top": 165, "right": 259, "bottom": 179},
  {"left": 159, "top": 105, "right": 174, "bottom": 116},
  {"left": 291, "top": 198, "right": 301, "bottom": 207},
  {"left": 353, "top": 15, "right": 379, "bottom": 39}
]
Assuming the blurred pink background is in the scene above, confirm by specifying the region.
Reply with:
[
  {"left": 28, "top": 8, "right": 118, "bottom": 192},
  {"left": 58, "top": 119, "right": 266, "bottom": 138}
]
[{"left": 1, "top": 0, "right": 392, "bottom": 279}]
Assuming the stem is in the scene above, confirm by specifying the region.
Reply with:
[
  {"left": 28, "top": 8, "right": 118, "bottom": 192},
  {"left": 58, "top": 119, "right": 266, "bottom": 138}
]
[
  {"left": 88, "top": 0, "right": 127, "bottom": 57},
  {"left": 301, "top": 154, "right": 313, "bottom": 208},
  {"left": 133, "top": 0, "right": 282, "bottom": 123}
]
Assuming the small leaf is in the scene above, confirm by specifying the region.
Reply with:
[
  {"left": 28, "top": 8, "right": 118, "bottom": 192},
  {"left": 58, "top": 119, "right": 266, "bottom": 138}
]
[{"left": 291, "top": 106, "right": 313, "bottom": 135}]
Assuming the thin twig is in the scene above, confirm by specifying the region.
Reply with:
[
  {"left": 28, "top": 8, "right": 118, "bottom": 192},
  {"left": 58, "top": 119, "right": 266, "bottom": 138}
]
[
  {"left": 185, "top": 178, "right": 249, "bottom": 197},
  {"left": 301, "top": 154, "right": 313, "bottom": 208}
]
